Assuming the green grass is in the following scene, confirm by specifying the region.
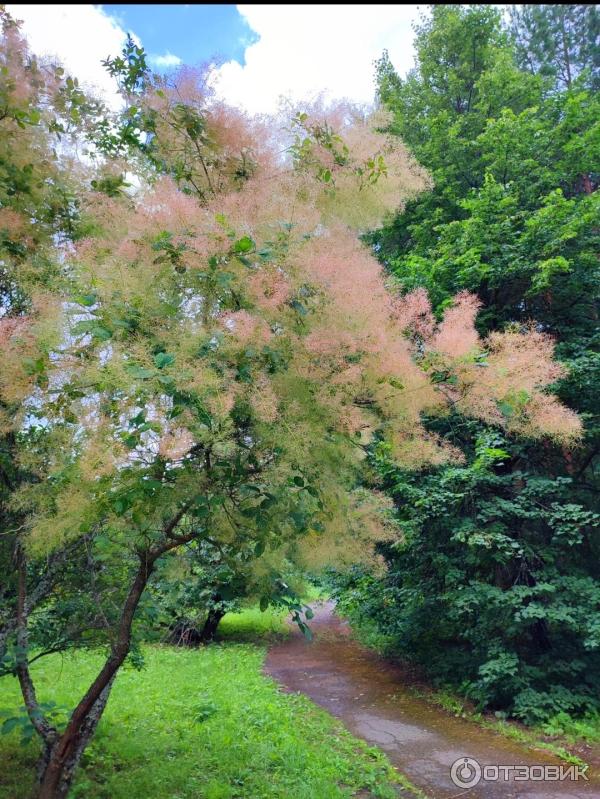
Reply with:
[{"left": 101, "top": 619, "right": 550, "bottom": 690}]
[
  {"left": 0, "top": 617, "right": 408, "bottom": 799},
  {"left": 539, "top": 712, "right": 600, "bottom": 745},
  {"left": 300, "top": 582, "right": 327, "bottom": 603},
  {"left": 481, "top": 719, "right": 588, "bottom": 768},
  {"left": 409, "top": 686, "right": 591, "bottom": 769},
  {"left": 217, "top": 605, "right": 289, "bottom": 642}
]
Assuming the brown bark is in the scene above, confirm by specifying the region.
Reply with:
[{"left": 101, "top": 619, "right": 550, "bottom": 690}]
[
  {"left": 36, "top": 678, "right": 114, "bottom": 798},
  {"left": 558, "top": 7, "right": 572, "bottom": 88},
  {"left": 168, "top": 596, "right": 226, "bottom": 646},
  {"left": 1, "top": 538, "right": 84, "bottom": 667},
  {"left": 16, "top": 548, "right": 58, "bottom": 746},
  {"left": 19, "top": 501, "right": 196, "bottom": 799},
  {"left": 581, "top": 173, "right": 593, "bottom": 194},
  {"left": 35, "top": 553, "right": 155, "bottom": 799}
]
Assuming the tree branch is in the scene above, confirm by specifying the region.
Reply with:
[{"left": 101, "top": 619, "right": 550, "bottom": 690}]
[{"left": 15, "top": 546, "right": 58, "bottom": 744}]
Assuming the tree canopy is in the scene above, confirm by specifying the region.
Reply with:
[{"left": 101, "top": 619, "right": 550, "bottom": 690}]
[{"left": 0, "top": 6, "right": 595, "bottom": 796}]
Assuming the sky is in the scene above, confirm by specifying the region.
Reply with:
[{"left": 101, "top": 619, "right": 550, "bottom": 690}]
[{"left": 6, "top": 4, "right": 424, "bottom": 113}]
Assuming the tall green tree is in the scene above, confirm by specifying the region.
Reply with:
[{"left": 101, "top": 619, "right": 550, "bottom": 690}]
[
  {"left": 331, "top": 4, "right": 600, "bottom": 723},
  {"left": 509, "top": 4, "right": 600, "bottom": 90}
]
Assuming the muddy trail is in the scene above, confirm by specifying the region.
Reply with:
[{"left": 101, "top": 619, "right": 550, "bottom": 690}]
[{"left": 264, "top": 602, "right": 600, "bottom": 799}]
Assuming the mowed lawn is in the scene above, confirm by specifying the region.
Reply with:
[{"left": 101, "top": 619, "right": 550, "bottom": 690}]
[{"left": 0, "top": 610, "right": 405, "bottom": 799}]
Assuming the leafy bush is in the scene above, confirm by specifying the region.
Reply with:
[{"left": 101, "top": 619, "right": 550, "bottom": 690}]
[{"left": 329, "top": 428, "right": 600, "bottom": 724}]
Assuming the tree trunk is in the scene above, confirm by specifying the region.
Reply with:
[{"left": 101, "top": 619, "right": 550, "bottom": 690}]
[
  {"left": 559, "top": 7, "right": 572, "bottom": 88},
  {"left": 168, "top": 619, "right": 204, "bottom": 646},
  {"left": 21, "top": 503, "right": 195, "bottom": 799},
  {"left": 168, "top": 602, "right": 226, "bottom": 646},
  {"left": 35, "top": 554, "right": 156, "bottom": 799},
  {"left": 35, "top": 679, "right": 114, "bottom": 799},
  {"left": 199, "top": 606, "right": 226, "bottom": 643}
]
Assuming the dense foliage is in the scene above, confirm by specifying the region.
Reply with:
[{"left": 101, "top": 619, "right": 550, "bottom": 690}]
[
  {"left": 331, "top": 4, "right": 600, "bottom": 724},
  {"left": 0, "top": 6, "right": 595, "bottom": 796}
]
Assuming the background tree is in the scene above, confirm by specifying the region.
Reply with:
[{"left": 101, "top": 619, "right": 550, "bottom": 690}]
[
  {"left": 509, "top": 4, "right": 600, "bottom": 90},
  {"left": 151, "top": 541, "right": 312, "bottom": 645},
  {"left": 330, "top": 3, "right": 600, "bottom": 724}
]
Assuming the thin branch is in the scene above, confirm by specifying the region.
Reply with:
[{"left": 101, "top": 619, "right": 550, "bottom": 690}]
[{"left": 15, "top": 546, "right": 58, "bottom": 744}]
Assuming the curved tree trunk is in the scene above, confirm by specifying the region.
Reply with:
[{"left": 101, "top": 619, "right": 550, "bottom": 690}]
[
  {"left": 20, "top": 503, "right": 195, "bottom": 799},
  {"left": 168, "top": 599, "right": 226, "bottom": 646},
  {"left": 36, "top": 678, "right": 114, "bottom": 798},
  {"left": 35, "top": 555, "right": 156, "bottom": 799}
]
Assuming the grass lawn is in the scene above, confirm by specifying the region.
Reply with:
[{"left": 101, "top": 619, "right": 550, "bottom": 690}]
[
  {"left": 0, "top": 609, "right": 407, "bottom": 799},
  {"left": 217, "top": 605, "right": 291, "bottom": 642}
]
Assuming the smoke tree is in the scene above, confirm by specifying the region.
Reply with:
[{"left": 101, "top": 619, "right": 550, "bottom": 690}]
[
  {"left": 0, "top": 33, "right": 582, "bottom": 799},
  {"left": 0, "top": 8, "right": 113, "bottom": 680}
]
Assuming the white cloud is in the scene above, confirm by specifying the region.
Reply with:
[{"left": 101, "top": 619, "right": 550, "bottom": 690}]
[
  {"left": 149, "top": 52, "right": 183, "bottom": 69},
  {"left": 6, "top": 4, "right": 425, "bottom": 116},
  {"left": 5, "top": 4, "right": 130, "bottom": 109},
  {"left": 212, "top": 4, "right": 424, "bottom": 114}
]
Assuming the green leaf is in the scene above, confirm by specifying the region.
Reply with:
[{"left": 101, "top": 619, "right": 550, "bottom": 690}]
[
  {"left": 257, "top": 248, "right": 273, "bottom": 261},
  {"left": 298, "top": 621, "right": 313, "bottom": 641},
  {"left": 73, "top": 294, "right": 97, "bottom": 307},
  {"left": 91, "top": 326, "right": 112, "bottom": 341},
  {"left": 71, "top": 319, "right": 96, "bottom": 336},
  {"left": 153, "top": 352, "right": 175, "bottom": 369},
  {"left": 126, "top": 365, "right": 156, "bottom": 380},
  {"left": 290, "top": 511, "right": 306, "bottom": 530},
  {"left": 233, "top": 235, "right": 255, "bottom": 254},
  {"left": 113, "top": 498, "right": 128, "bottom": 514},
  {"left": 193, "top": 403, "right": 213, "bottom": 428},
  {"left": 22, "top": 357, "right": 45, "bottom": 375},
  {"left": 290, "top": 299, "right": 307, "bottom": 316},
  {"left": 1, "top": 718, "right": 20, "bottom": 735},
  {"left": 259, "top": 596, "right": 269, "bottom": 612}
]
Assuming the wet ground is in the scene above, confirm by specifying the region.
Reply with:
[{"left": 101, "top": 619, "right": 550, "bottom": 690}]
[{"left": 264, "top": 602, "right": 600, "bottom": 799}]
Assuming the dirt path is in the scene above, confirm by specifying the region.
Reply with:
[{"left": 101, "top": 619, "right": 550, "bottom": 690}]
[{"left": 264, "top": 602, "right": 600, "bottom": 799}]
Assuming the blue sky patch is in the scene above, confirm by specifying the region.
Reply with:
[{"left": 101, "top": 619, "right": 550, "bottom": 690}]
[{"left": 103, "top": 4, "right": 259, "bottom": 69}]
